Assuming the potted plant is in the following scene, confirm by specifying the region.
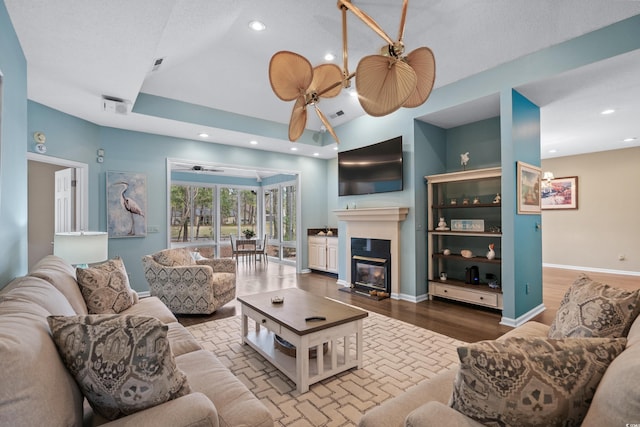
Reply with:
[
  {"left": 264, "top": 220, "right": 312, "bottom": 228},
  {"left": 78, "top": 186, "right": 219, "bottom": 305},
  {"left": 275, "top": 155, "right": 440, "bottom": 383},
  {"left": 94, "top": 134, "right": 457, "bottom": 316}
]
[{"left": 243, "top": 229, "right": 256, "bottom": 239}]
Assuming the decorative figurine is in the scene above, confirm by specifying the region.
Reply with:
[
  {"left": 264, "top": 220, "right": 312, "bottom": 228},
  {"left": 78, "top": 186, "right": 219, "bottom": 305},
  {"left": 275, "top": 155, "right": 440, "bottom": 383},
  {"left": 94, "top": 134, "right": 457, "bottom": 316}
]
[
  {"left": 493, "top": 193, "right": 501, "bottom": 203},
  {"left": 443, "top": 249, "right": 451, "bottom": 255},
  {"left": 462, "top": 198, "right": 470, "bottom": 205},
  {"left": 473, "top": 196, "right": 480, "bottom": 204},
  {"left": 460, "top": 152, "right": 470, "bottom": 170},
  {"left": 486, "top": 243, "right": 496, "bottom": 260},
  {"left": 436, "top": 217, "right": 449, "bottom": 231},
  {"left": 450, "top": 198, "right": 457, "bottom": 205}
]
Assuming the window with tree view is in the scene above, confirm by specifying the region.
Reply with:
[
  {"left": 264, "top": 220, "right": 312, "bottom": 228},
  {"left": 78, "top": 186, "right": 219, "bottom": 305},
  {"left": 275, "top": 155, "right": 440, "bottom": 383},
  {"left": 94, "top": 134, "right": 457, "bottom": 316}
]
[{"left": 171, "top": 184, "right": 215, "bottom": 243}]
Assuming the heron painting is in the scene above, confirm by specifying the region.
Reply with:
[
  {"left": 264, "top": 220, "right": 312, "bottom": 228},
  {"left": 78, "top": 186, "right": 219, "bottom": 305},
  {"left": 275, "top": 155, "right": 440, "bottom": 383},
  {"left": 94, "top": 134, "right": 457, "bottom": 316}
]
[{"left": 107, "top": 171, "right": 147, "bottom": 237}]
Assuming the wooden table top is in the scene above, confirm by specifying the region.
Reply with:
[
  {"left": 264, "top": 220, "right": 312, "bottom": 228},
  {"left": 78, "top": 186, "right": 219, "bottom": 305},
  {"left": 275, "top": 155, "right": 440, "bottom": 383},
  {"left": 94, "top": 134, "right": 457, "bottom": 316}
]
[{"left": 238, "top": 288, "right": 368, "bottom": 335}]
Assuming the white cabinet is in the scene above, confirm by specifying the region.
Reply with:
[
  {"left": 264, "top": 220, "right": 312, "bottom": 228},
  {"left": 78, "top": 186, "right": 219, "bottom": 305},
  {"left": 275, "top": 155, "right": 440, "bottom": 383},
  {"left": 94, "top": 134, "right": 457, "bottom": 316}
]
[
  {"left": 308, "top": 236, "right": 338, "bottom": 273},
  {"left": 326, "top": 237, "right": 338, "bottom": 273}
]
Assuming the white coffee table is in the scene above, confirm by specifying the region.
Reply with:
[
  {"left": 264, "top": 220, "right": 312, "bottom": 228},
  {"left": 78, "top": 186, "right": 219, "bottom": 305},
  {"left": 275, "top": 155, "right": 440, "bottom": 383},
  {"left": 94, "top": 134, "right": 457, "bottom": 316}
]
[{"left": 238, "top": 288, "right": 368, "bottom": 393}]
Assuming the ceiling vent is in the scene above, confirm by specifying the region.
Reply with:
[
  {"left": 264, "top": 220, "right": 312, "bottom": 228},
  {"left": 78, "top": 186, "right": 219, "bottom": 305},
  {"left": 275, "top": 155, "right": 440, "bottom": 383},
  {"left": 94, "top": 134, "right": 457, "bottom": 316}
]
[
  {"left": 330, "top": 110, "right": 345, "bottom": 119},
  {"left": 151, "top": 57, "right": 165, "bottom": 72},
  {"left": 102, "top": 95, "right": 130, "bottom": 115}
]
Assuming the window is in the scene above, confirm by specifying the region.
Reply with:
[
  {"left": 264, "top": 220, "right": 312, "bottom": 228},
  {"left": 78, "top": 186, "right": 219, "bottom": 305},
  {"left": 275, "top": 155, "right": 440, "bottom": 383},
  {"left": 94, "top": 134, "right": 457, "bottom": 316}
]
[
  {"left": 171, "top": 183, "right": 215, "bottom": 256},
  {"left": 263, "top": 180, "right": 297, "bottom": 264}
]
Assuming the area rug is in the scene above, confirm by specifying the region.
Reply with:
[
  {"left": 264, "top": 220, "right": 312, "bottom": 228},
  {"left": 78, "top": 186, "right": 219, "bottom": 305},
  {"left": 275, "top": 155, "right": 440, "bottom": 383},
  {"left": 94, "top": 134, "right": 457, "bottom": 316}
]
[{"left": 187, "top": 312, "right": 466, "bottom": 426}]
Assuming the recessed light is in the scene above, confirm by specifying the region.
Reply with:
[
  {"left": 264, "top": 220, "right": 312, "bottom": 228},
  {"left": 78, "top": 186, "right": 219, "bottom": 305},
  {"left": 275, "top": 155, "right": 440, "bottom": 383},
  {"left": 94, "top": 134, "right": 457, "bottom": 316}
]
[
  {"left": 250, "top": 140, "right": 258, "bottom": 145},
  {"left": 601, "top": 109, "right": 615, "bottom": 115},
  {"left": 324, "top": 53, "right": 335, "bottom": 61},
  {"left": 333, "top": 146, "right": 338, "bottom": 151},
  {"left": 290, "top": 147, "right": 298, "bottom": 151},
  {"left": 623, "top": 137, "right": 637, "bottom": 142},
  {"left": 248, "top": 20, "right": 266, "bottom": 31},
  {"left": 198, "top": 133, "right": 209, "bottom": 138},
  {"left": 548, "top": 149, "right": 557, "bottom": 153},
  {"left": 313, "top": 152, "right": 320, "bottom": 156}
]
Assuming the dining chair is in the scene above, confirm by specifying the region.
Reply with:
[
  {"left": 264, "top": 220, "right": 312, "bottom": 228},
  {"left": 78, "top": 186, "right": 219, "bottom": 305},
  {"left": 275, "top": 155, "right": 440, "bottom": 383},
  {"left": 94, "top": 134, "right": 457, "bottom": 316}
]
[
  {"left": 230, "top": 234, "right": 253, "bottom": 264},
  {"left": 254, "top": 234, "right": 268, "bottom": 264}
]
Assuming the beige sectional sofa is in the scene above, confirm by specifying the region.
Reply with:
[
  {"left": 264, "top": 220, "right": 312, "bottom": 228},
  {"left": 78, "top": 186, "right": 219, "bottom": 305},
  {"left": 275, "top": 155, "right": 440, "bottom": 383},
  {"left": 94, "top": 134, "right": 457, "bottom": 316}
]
[
  {"left": 0, "top": 255, "right": 273, "bottom": 427},
  {"left": 359, "top": 275, "right": 640, "bottom": 427}
]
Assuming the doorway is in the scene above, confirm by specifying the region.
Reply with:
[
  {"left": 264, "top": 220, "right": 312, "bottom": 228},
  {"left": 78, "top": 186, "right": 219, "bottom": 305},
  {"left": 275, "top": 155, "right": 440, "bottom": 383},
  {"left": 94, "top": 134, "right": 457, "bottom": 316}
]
[{"left": 27, "top": 153, "right": 88, "bottom": 269}]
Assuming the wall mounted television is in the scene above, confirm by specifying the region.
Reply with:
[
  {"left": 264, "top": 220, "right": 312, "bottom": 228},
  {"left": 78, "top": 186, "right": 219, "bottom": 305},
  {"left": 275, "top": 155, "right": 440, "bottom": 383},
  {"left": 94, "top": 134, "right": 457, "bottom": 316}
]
[{"left": 338, "top": 136, "right": 403, "bottom": 196}]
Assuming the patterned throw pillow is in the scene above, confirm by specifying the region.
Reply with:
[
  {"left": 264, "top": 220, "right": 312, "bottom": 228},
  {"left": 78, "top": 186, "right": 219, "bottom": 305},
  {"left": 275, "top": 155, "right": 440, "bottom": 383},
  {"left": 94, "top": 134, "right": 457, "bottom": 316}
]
[
  {"left": 450, "top": 337, "right": 626, "bottom": 427},
  {"left": 47, "top": 314, "right": 190, "bottom": 420},
  {"left": 152, "top": 248, "right": 194, "bottom": 267},
  {"left": 76, "top": 257, "right": 135, "bottom": 314},
  {"left": 548, "top": 274, "right": 640, "bottom": 339}
]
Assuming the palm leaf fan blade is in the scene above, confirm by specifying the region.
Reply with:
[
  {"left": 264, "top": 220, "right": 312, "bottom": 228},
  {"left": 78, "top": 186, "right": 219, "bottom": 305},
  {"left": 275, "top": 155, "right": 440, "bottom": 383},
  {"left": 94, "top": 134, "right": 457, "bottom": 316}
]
[
  {"left": 311, "top": 64, "right": 343, "bottom": 98},
  {"left": 314, "top": 105, "right": 340, "bottom": 144},
  {"left": 355, "top": 55, "right": 417, "bottom": 117},
  {"left": 289, "top": 96, "right": 308, "bottom": 142},
  {"left": 269, "top": 51, "right": 313, "bottom": 101},
  {"left": 403, "top": 47, "right": 436, "bottom": 108}
]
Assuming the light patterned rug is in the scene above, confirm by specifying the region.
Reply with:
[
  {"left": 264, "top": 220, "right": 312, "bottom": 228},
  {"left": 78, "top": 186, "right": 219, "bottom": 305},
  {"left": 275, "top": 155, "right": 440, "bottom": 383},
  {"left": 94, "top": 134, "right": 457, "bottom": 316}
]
[{"left": 187, "top": 311, "right": 466, "bottom": 426}]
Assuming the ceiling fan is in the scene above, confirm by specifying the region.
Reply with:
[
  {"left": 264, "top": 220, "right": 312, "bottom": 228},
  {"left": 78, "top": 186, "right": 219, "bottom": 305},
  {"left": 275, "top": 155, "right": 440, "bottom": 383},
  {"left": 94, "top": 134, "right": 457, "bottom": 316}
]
[
  {"left": 268, "top": 0, "right": 435, "bottom": 143},
  {"left": 174, "top": 165, "right": 224, "bottom": 173}
]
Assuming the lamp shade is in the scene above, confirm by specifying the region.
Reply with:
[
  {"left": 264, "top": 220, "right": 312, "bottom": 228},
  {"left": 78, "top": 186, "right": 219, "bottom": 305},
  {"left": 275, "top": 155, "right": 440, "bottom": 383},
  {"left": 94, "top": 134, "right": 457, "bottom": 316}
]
[{"left": 54, "top": 232, "right": 108, "bottom": 265}]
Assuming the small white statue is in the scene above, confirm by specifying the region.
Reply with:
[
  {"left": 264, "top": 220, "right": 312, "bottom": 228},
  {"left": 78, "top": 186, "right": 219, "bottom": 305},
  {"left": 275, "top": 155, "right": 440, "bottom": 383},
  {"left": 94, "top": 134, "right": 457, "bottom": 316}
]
[
  {"left": 493, "top": 193, "right": 501, "bottom": 203},
  {"left": 436, "top": 217, "right": 449, "bottom": 231},
  {"left": 460, "top": 152, "right": 470, "bottom": 169}
]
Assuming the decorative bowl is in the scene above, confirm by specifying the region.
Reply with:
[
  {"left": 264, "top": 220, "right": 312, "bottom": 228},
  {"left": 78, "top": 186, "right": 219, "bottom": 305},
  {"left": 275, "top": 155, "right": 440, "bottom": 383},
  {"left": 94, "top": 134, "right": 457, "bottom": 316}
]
[{"left": 461, "top": 249, "right": 474, "bottom": 258}]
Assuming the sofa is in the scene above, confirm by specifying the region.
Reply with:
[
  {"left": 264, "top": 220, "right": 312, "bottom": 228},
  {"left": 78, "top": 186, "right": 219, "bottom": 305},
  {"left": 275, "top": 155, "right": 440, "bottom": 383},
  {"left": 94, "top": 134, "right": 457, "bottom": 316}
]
[
  {"left": 142, "top": 248, "right": 236, "bottom": 315},
  {"left": 359, "top": 274, "right": 640, "bottom": 426},
  {"left": 0, "top": 255, "right": 273, "bottom": 427}
]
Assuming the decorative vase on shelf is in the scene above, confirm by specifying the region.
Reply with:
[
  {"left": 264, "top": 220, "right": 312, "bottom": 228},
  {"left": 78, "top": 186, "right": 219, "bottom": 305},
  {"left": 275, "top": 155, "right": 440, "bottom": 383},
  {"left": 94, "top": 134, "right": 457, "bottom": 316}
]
[{"left": 486, "top": 243, "right": 496, "bottom": 260}]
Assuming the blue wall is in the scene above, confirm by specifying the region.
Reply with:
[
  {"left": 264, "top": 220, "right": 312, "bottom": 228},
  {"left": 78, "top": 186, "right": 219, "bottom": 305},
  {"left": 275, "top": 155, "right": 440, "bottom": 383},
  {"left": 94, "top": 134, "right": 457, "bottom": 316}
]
[
  {"left": 0, "top": 2, "right": 28, "bottom": 285},
  {"left": 25, "top": 103, "right": 329, "bottom": 290}
]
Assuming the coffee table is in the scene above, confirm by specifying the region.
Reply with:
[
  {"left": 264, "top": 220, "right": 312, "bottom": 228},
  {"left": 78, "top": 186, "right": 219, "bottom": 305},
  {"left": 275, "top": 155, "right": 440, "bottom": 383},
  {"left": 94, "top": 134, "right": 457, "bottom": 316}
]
[{"left": 238, "top": 288, "right": 368, "bottom": 393}]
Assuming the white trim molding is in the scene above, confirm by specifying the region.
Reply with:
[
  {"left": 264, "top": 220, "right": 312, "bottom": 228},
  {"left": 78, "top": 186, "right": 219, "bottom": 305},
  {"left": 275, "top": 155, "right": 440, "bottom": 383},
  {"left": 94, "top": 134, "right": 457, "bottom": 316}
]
[{"left": 500, "top": 304, "right": 546, "bottom": 328}]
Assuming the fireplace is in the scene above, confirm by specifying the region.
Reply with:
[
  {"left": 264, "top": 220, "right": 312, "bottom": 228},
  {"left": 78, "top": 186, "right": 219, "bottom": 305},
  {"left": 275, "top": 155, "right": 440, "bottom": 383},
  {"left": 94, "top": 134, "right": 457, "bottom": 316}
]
[
  {"left": 350, "top": 238, "right": 391, "bottom": 295},
  {"left": 334, "top": 207, "right": 409, "bottom": 298}
]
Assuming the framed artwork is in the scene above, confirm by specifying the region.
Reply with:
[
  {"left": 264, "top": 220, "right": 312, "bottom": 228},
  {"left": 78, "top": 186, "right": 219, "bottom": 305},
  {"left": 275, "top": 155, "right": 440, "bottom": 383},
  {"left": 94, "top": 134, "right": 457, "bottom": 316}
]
[
  {"left": 516, "top": 161, "right": 541, "bottom": 214},
  {"left": 542, "top": 176, "right": 578, "bottom": 210},
  {"left": 107, "top": 171, "right": 147, "bottom": 238}
]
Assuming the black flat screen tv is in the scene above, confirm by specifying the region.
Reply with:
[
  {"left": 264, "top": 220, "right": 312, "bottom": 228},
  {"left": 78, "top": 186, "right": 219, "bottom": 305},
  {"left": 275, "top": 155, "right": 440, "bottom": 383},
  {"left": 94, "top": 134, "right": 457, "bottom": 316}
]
[{"left": 338, "top": 136, "right": 403, "bottom": 196}]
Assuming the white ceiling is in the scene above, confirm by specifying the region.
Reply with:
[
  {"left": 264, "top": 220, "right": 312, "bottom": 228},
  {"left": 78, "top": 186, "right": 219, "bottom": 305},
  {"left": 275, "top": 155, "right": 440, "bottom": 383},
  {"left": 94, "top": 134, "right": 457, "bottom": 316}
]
[{"left": 5, "top": 0, "right": 640, "bottom": 161}]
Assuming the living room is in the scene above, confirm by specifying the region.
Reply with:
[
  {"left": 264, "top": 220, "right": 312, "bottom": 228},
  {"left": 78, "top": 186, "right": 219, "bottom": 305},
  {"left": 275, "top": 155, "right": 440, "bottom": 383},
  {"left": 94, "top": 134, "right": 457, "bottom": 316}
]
[
  {"left": 2, "top": 2, "right": 640, "bottom": 426},
  {"left": 2, "top": 3, "right": 638, "bottom": 323}
]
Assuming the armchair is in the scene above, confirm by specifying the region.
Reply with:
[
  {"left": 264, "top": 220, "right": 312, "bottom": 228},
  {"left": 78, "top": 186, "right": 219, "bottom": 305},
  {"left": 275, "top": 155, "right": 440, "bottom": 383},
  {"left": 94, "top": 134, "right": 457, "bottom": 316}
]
[{"left": 142, "top": 248, "right": 236, "bottom": 314}]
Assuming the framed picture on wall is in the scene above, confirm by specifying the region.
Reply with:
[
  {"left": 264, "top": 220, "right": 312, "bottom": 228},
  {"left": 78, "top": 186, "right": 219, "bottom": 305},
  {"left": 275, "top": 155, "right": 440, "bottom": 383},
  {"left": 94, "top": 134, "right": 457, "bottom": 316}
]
[
  {"left": 107, "top": 171, "right": 147, "bottom": 238},
  {"left": 542, "top": 176, "right": 578, "bottom": 210},
  {"left": 517, "top": 161, "right": 542, "bottom": 214}
]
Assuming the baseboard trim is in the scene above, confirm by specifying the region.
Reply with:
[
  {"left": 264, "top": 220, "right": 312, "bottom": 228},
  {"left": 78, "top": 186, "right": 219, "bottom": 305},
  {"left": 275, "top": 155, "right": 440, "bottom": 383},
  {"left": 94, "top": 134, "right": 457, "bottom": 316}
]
[
  {"left": 543, "top": 263, "right": 640, "bottom": 277},
  {"left": 393, "top": 292, "right": 429, "bottom": 303},
  {"left": 500, "top": 303, "right": 546, "bottom": 327},
  {"left": 301, "top": 268, "right": 311, "bottom": 274}
]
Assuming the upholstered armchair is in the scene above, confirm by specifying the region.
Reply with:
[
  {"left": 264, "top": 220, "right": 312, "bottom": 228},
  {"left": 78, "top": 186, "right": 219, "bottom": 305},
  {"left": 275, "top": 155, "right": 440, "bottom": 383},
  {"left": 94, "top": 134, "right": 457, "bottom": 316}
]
[{"left": 142, "top": 247, "right": 236, "bottom": 315}]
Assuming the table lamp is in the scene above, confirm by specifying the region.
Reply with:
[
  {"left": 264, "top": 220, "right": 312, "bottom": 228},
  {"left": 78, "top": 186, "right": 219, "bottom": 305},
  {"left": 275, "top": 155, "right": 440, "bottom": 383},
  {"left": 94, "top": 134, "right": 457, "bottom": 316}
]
[{"left": 54, "top": 231, "right": 108, "bottom": 268}]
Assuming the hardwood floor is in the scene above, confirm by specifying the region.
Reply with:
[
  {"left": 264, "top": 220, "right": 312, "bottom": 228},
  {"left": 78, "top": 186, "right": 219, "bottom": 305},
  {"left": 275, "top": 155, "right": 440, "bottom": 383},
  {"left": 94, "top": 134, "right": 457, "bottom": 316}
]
[{"left": 177, "top": 261, "right": 639, "bottom": 343}]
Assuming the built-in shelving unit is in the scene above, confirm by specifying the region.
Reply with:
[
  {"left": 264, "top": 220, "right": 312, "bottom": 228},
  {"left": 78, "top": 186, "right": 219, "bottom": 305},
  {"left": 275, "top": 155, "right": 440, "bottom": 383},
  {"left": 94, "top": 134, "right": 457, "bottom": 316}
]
[{"left": 426, "top": 167, "right": 503, "bottom": 310}]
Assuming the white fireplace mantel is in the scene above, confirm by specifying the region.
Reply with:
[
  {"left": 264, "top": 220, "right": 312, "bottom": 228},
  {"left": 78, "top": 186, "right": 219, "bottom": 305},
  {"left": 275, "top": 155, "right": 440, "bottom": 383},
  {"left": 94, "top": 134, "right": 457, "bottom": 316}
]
[
  {"left": 334, "top": 207, "right": 409, "bottom": 222},
  {"left": 334, "top": 207, "right": 409, "bottom": 298}
]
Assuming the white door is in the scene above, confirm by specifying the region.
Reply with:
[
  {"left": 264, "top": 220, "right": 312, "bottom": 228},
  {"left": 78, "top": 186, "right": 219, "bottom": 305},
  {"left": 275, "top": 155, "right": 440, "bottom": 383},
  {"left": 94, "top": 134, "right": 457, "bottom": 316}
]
[{"left": 54, "top": 168, "right": 74, "bottom": 232}]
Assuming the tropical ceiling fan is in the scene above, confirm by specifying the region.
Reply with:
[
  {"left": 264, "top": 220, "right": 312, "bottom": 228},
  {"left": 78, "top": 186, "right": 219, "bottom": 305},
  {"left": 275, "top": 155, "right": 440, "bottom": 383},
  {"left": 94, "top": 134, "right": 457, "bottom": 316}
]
[{"left": 268, "top": 0, "right": 436, "bottom": 144}]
